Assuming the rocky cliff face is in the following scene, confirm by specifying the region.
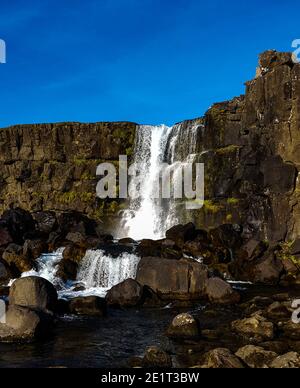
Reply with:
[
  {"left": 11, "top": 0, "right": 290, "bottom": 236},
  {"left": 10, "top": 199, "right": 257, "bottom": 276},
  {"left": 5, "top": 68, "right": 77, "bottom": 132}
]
[
  {"left": 0, "top": 50, "right": 299, "bottom": 243},
  {"left": 191, "top": 50, "right": 300, "bottom": 243},
  {"left": 0, "top": 121, "right": 136, "bottom": 225}
]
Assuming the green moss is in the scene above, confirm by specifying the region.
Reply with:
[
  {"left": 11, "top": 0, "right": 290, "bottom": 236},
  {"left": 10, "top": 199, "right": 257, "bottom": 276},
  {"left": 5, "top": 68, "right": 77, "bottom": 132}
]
[
  {"left": 215, "top": 145, "right": 241, "bottom": 155},
  {"left": 227, "top": 197, "right": 240, "bottom": 205},
  {"left": 203, "top": 200, "right": 224, "bottom": 214},
  {"left": 277, "top": 241, "right": 300, "bottom": 266}
]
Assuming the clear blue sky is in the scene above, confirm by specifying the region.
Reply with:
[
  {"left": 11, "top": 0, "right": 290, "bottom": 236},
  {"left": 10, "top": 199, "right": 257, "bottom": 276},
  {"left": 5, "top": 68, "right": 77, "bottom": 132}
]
[{"left": 0, "top": 0, "right": 299, "bottom": 127}]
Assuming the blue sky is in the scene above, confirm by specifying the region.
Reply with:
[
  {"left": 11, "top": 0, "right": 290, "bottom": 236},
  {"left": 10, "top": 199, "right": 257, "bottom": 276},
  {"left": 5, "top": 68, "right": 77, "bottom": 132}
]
[{"left": 0, "top": 0, "right": 299, "bottom": 127}]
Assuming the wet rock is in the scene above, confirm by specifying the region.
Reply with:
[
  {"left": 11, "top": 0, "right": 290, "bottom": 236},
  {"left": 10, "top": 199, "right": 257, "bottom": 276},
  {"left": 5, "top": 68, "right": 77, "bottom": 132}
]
[
  {"left": 66, "top": 232, "right": 87, "bottom": 246},
  {"left": 142, "top": 346, "right": 172, "bottom": 368},
  {"left": 231, "top": 314, "right": 275, "bottom": 341},
  {"left": 0, "top": 209, "right": 36, "bottom": 244},
  {"left": 106, "top": 279, "right": 143, "bottom": 307},
  {"left": 209, "top": 224, "right": 243, "bottom": 251},
  {"left": 266, "top": 302, "right": 291, "bottom": 320},
  {"left": 166, "top": 313, "right": 200, "bottom": 339},
  {"left": 200, "top": 348, "right": 244, "bottom": 369},
  {"left": 32, "top": 211, "right": 57, "bottom": 235},
  {"left": 281, "top": 321, "right": 300, "bottom": 340},
  {"left": 235, "top": 345, "right": 277, "bottom": 368},
  {"left": 260, "top": 341, "right": 290, "bottom": 355},
  {"left": 57, "top": 259, "right": 78, "bottom": 281},
  {"left": 118, "top": 238, "right": 136, "bottom": 245},
  {"left": 253, "top": 251, "right": 283, "bottom": 285},
  {"left": 63, "top": 243, "right": 87, "bottom": 264},
  {"left": 166, "top": 223, "right": 197, "bottom": 248},
  {"left": 2, "top": 243, "right": 33, "bottom": 273},
  {"left": 136, "top": 257, "right": 208, "bottom": 300},
  {"left": 205, "top": 277, "right": 240, "bottom": 305},
  {"left": 270, "top": 352, "right": 300, "bottom": 369},
  {"left": 0, "top": 305, "right": 54, "bottom": 343},
  {"left": 69, "top": 296, "right": 107, "bottom": 316},
  {"left": 136, "top": 240, "right": 162, "bottom": 258},
  {"left": 23, "top": 239, "right": 48, "bottom": 261},
  {"left": 9, "top": 276, "right": 58, "bottom": 312}
]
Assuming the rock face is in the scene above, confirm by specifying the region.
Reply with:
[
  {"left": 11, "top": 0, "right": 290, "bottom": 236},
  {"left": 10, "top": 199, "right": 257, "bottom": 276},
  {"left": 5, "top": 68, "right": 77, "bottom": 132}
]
[
  {"left": 106, "top": 279, "right": 144, "bottom": 307},
  {"left": 136, "top": 257, "right": 208, "bottom": 300},
  {"left": 9, "top": 277, "right": 58, "bottom": 312},
  {"left": 0, "top": 122, "right": 136, "bottom": 226}
]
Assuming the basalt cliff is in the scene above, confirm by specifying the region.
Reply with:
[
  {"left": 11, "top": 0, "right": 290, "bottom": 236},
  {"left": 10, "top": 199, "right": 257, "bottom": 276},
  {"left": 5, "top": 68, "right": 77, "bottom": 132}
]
[{"left": 0, "top": 50, "right": 300, "bottom": 244}]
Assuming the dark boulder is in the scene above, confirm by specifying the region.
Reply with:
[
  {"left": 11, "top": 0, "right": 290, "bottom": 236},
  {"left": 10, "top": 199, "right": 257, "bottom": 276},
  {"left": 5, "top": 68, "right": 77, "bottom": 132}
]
[
  {"left": 2, "top": 244, "right": 33, "bottom": 274},
  {"left": 235, "top": 345, "right": 277, "bottom": 368},
  {"left": 136, "top": 240, "right": 162, "bottom": 257},
  {"left": 142, "top": 346, "right": 172, "bottom": 368},
  {"left": 106, "top": 279, "right": 143, "bottom": 307},
  {"left": 136, "top": 257, "right": 208, "bottom": 301},
  {"left": 0, "top": 260, "right": 11, "bottom": 285},
  {"left": 205, "top": 277, "right": 240, "bottom": 305},
  {"left": 32, "top": 211, "right": 57, "bottom": 235},
  {"left": 0, "top": 227, "right": 13, "bottom": 248},
  {"left": 57, "top": 259, "right": 78, "bottom": 282},
  {"left": 0, "top": 208, "right": 36, "bottom": 244},
  {"left": 23, "top": 239, "right": 48, "bottom": 261},
  {"left": 166, "top": 223, "right": 197, "bottom": 248},
  {"left": 9, "top": 277, "right": 58, "bottom": 312},
  {"left": 69, "top": 296, "right": 107, "bottom": 316},
  {"left": 200, "top": 348, "right": 245, "bottom": 369}
]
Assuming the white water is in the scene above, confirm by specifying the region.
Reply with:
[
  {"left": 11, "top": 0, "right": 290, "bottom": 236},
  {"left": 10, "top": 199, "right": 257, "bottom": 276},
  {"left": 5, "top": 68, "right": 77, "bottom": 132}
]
[
  {"left": 19, "top": 248, "right": 140, "bottom": 299},
  {"left": 119, "top": 122, "right": 201, "bottom": 240}
]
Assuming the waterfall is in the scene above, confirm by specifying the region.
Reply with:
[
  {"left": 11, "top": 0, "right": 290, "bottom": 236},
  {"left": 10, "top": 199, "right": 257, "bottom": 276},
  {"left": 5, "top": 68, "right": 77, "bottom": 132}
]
[
  {"left": 119, "top": 121, "right": 202, "bottom": 240},
  {"left": 20, "top": 248, "right": 65, "bottom": 288},
  {"left": 77, "top": 250, "right": 140, "bottom": 290}
]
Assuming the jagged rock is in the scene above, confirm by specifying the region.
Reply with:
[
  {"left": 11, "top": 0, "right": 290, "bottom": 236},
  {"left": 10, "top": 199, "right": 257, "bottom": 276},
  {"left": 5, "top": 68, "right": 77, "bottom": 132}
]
[
  {"left": 136, "top": 257, "right": 208, "bottom": 300},
  {"left": 62, "top": 243, "right": 87, "bottom": 264},
  {"left": 69, "top": 296, "right": 107, "bottom": 316},
  {"left": 166, "top": 223, "right": 197, "bottom": 248},
  {"left": 270, "top": 352, "right": 300, "bottom": 369},
  {"left": 259, "top": 50, "right": 294, "bottom": 71},
  {"left": 2, "top": 244, "right": 33, "bottom": 273},
  {"left": 9, "top": 276, "right": 58, "bottom": 312},
  {"left": 142, "top": 346, "right": 172, "bottom": 368},
  {"left": 235, "top": 345, "right": 277, "bottom": 368},
  {"left": 231, "top": 314, "right": 275, "bottom": 341},
  {"left": 166, "top": 313, "right": 200, "bottom": 339},
  {"left": 200, "top": 348, "right": 244, "bottom": 369},
  {"left": 106, "top": 279, "right": 144, "bottom": 307},
  {"left": 205, "top": 277, "right": 240, "bottom": 305},
  {"left": 66, "top": 232, "right": 86, "bottom": 246},
  {"left": 136, "top": 240, "right": 162, "bottom": 258}
]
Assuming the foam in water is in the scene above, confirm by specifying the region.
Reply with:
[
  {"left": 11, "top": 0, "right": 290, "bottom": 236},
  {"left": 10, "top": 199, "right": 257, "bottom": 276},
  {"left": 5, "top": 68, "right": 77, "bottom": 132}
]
[{"left": 119, "top": 122, "right": 201, "bottom": 240}]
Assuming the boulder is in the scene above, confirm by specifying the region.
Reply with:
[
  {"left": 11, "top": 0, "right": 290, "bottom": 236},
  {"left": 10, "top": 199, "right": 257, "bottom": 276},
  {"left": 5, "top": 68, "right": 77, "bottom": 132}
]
[
  {"left": 63, "top": 243, "right": 87, "bottom": 264},
  {"left": 282, "top": 321, "right": 300, "bottom": 340},
  {"left": 201, "top": 348, "right": 244, "bottom": 369},
  {"left": 270, "top": 352, "right": 300, "bottom": 369},
  {"left": 66, "top": 232, "right": 87, "bottom": 246},
  {"left": 23, "top": 239, "right": 48, "bottom": 261},
  {"left": 106, "top": 279, "right": 144, "bottom": 307},
  {"left": 0, "top": 305, "right": 54, "bottom": 342},
  {"left": 2, "top": 244, "right": 33, "bottom": 273},
  {"left": 235, "top": 345, "right": 277, "bottom": 368},
  {"left": 253, "top": 252, "right": 283, "bottom": 285},
  {"left": 166, "top": 313, "right": 200, "bottom": 339},
  {"left": 205, "top": 278, "right": 240, "bottom": 305},
  {"left": 231, "top": 314, "right": 275, "bottom": 342},
  {"left": 266, "top": 302, "right": 291, "bottom": 320},
  {"left": 9, "top": 276, "right": 58, "bottom": 312},
  {"left": 69, "top": 296, "right": 107, "bottom": 316},
  {"left": 142, "top": 346, "right": 172, "bottom": 368},
  {"left": 57, "top": 259, "right": 78, "bottom": 281},
  {"left": 32, "top": 211, "right": 57, "bottom": 234},
  {"left": 0, "top": 209, "right": 36, "bottom": 244},
  {"left": 136, "top": 240, "right": 162, "bottom": 257},
  {"left": 136, "top": 257, "right": 208, "bottom": 300},
  {"left": 166, "top": 223, "right": 197, "bottom": 248}
]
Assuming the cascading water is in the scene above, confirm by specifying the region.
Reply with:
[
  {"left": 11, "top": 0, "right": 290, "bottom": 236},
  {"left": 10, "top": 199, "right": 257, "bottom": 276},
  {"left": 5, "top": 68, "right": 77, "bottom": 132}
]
[
  {"left": 119, "top": 121, "right": 202, "bottom": 240},
  {"left": 77, "top": 250, "right": 140, "bottom": 291}
]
